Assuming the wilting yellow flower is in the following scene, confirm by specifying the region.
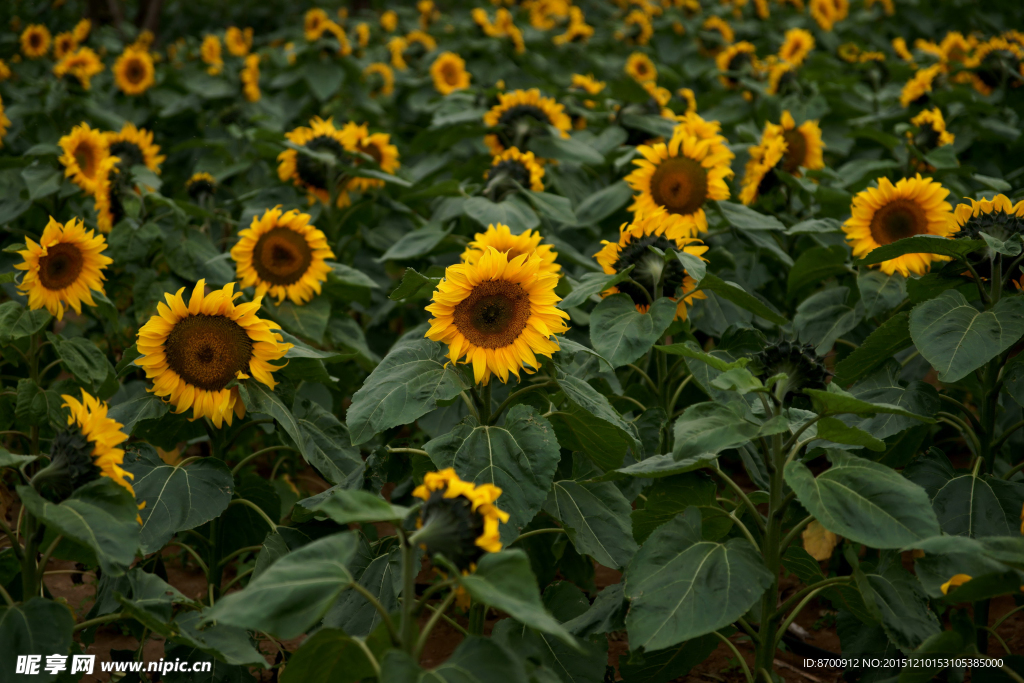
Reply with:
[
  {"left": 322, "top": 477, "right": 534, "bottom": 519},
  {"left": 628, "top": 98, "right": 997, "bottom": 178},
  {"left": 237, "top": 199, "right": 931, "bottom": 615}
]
[
  {"left": 716, "top": 41, "right": 758, "bottom": 89},
  {"left": 430, "top": 52, "right": 471, "bottom": 95},
  {"left": 625, "top": 52, "right": 657, "bottom": 82},
  {"left": 620, "top": 10, "right": 654, "bottom": 45},
  {"left": 381, "top": 9, "right": 399, "bottom": 32},
  {"left": 364, "top": 62, "right": 395, "bottom": 97},
  {"left": 552, "top": 7, "right": 593, "bottom": 45},
  {"left": 16, "top": 216, "right": 111, "bottom": 320},
  {"left": 809, "top": 0, "right": 849, "bottom": 31},
  {"left": 185, "top": 172, "right": 217, "bottom": 200},
  {"left": 388, "top": 37, "right": 408, "bottom": 70},
  {"left": 73, "top": 18, "right": 91, "bottom": 42},
  {"left": 413, "top": 468, "right": 510, "bottom": 563},
  {"left": 892, "top": 37, "right": 915, "bottom": 63},
  {"left": 571, "top": 73, "right": 605, "bottom": 95},
  {"left": 225, "top": 26, "right": 253, "bottom": 57},
  {"left": 305, "top": 8, "right": 330, "bottom": 41},
  {"left": 21, "top": 24, "right": 51, "bottom": 58},
  {"left": 201, "top": 34, "right": 223, "bottom": 75},
  {"left": 701, "top": 16, "right": 734, "bottom": 50},
  {"left": 462, "top": 222, "right": 558, "bottom": 275},
  {"left": 58, "top": 122, "right": 109, "bottom": 194},
  {"left": 355, "top": 22, "right": 371, "bottom": 48},
  {"left": 802, "top": 521, "right": 840, "bottom": 560},
  {"left": 113, "top": 48, "right": 155, "bottom": 96}
]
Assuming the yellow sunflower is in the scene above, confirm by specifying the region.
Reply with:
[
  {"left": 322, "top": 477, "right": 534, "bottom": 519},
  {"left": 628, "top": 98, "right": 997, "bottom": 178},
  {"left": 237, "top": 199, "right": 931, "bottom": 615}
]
[
  {"left": 909, "top": 108, "right": 955, "bottom": 148},
  {"left": 482, "top": 88, "right": 572, "bottom": 155},
  {"left": 716, "top": 41, "right": 758, "bottom": 89},
  {"left": 135, "top": 280, "right": 293, "bottom": 428},
  {"left": 462, "top": 223, "right": 559, "bottom": 276},
  {"left": 740, "top": 126, "right": 787, "bottom": 206},
  {"left": 58, "top": 123, "right": 109, "bottom": 194},
  {"left": 594, "top": 210, "right": 708, "bottom": 320},
  {"left": 277, "top": 116, "right": 361, "bottom": 207},
  {"left": 388, "top": 37, "right": 409, "bottom": 71},
  {"left": 241, "top": 53, "right": 260, "bottom": 102},
  {"left": 553, "top": 8, "right": 594, "bottom": 45},
  {"left": 231, "top": 207, "right": 335, "bottom": 305},
  {"left": 226, "top": 26, "right": 253, "bottom": 57},
  {"left": 356, "top": 23, "right": 371, "bottom": 49},
  {"left": 54, "top": 46, "right": 104, "bottom": 89},
  {"left": 700, "top": 16, "right": 734, "bottom": 53},
  {"left": 0, "top": 60, "right": 11, "bottom": 82},
  {"left": 893, "top": 37, "right": 915, "bottom": 64},
  {"left": 900, "top": 64, "right": 943, "bottom": 108},
  {"left": 381, "top": 9, "right": 399, "bottom": 32},
  {"left": 185, "top": 172, "right": 217, "bottom": 200},
  {"left": 15, "top": 216, "right": 112, "bottom": 320},
  {"left": 73, "top": 19, "right": 91, "bottom": 43},
  {"left": 347, "top": 127, "right": 401, "bottom": 193},
  {"left": 485, "top": 146, "right": 545, "bottom": 192},
  {"left": 105, "top": 122, "right": 165, "bottom": 174},
  {"left": 201, "top": 34, "right": 223, "bottom": 75},
  {"left": 765, "top": 59, "right": 796, "bottom": 95},
  {"left": 842, "top": 175, "right": 956, "bottom": 276},
  {"left": 625, "top": 52, "right": 658, "bottom": 83},
  {"left": 364, "top": 62, "right": 395, "bottom": 97},
  {"left": 431, "top": 52, "right": 471, "bottom": 96},
  {"left": 809, "top": 0, "right": 849, "bottom": 31},
  {"left": 678, "top": 87, "right": 697, "bottom": 113},
  {"left": 953, "top": 194, "right": 1024, "bottom": 238},
  {"left": 60, "top": 390, "right": 134, "bottom": 496},
  {"left": 21, "top": 24, "right": 51, "bottom": 59},
  {"left": 426, "top": 248, "right": 570, "bottom": 385},
  {"left": 412, "top": 468, "right": 509, "bottom": 566},
  {"left": 406, "top": 29, "right": 437, "bottom": 53},
  {"left": 304, "top": 8, "right": 330, "bottom": 41},
  {"left": 571, "top": 74, "right": 605, "bottom": 96},
  {"left": 113, "top": 48, "right": 155, "bottom": 96},
  {"left": 625, "top": 126, "right": 733, "bottom": 236},
  {"left": 620, "top": 10, "right": 654, "bottom": 46},
  {"left": 0, "top": 96, "right": 9, "bottom": 147},
  {"left": 92, "top": 154, "right": 125, "bottom": 233},
  {"left": 777, "top": 111, "right": 825, "bottom": 174},
  {"left": 53, "top": 31, "right": 78, "bottom": 60},
  {"left": 779, "top": 28, "right": 814, "bottom": 66}
]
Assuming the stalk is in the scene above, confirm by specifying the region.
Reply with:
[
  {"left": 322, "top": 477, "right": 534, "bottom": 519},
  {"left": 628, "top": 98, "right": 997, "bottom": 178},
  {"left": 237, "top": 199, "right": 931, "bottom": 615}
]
[{"left": 754, "top": 405, "right": 786, "bottom": 674}]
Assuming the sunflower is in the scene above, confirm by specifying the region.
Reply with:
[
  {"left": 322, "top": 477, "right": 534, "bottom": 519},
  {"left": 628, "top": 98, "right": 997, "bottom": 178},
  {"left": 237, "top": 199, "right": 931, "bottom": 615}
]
[
  {"left": 842, "top": 175, "right": 956, "bottom": 276},
  {"left": 113, "top": 48, "right": 155, "bottom": 96},
  {"left": 57, "top": 390, "right": 134, "bottom": 495},
  {"left": 462, "top": 223, "right": 560, "bottom": 277},
  {"left": 594, "top": 210, "right": 708, "bottom": 320},
  {"left": 909, "top": 108, "right": 955, "bottom": 149},
  {"left": 625, "top": 126, "right": 733, "bottom": 236},
  {"left": 0, "top": 96, "right": 9, "bottom": 147},
  {"left": 619, "top": 10, "right": 654, "bottom": 45},
  {"left": 355, "top": 23, "right": 371, "bottom": 48},
  {"left": 406, "top": 29, "right": 437, "bottom": 53},
  {"left": 716, "top": 41, "right": 758, "bottom": 89},
  {"left": 241, "top": 53, "right": 260, "bottom": 102},
  {"left": 304, "top": 8, "right": 330, "bottom": 41},
  {"left": 740, "top": 126, "right": 787, "bottom": 206},
  {"left": 15, "top": 216, "right": 112, "bottom": 320},
  {"left": 364, "top": 62, "right": 395, "bottom": 97},
  {"left": 779, "top": 28, "right": 814, "bottom": 66},
  {"left": 277, "top": 116, "right": 361, "bottom": 207},
  {"left": 412, "top": 469, "right": 509, "bottom": 570},
  {"left": 347, "top": 127, "right": 401, "bottom": 193},
  {"left": 776, "top": 111, "right": 825, "bottom": 174},
  {"left": 571, "top": 73, "right": 605, "bottom": 96},
  {"left": 892, "top": 37, "right": 915, "bottom": 64},
  {"left": 381, "top": 9, "right": 399, "bottom": 32},
  {"left": 54, "top": 46, "right": 104, "bottom": 89},
  {"left": 939, "top": 31, "right": 972, "bottom": 64},
  {"left": 552, "top": 9, "right": 594, "bottom": 45},
  {"left": 953, "top": 194, "right": 1024, "bottom": 243},
  {"left": 809, "top": 0, "right": 849, "bottom": 31},
  {"left": 388, "top": 37, "right": 409, "bottom": 70},
  {"left": 838, "top": 43, "right": 861, "bottom": 63},
  {"left": 226, "top": 26, "right": 253, "bottom": 57},
  {"left": 0, "top": 60, "right": 11, "bottom": 82},
  {"left": 58, "top": 123, "right": 108, "bottom": 194},
  {"left": 700, "top": 16, "right": 734, "bottom": 53},
  {"left": 186, "top": 172, "right": 217, "bottom": 200},
  {"left": 93, "top": 154, "right": 127, "bottom": 233},
  {"left": 482, "top": 88, "right": 572, "bottom": 155},
  {"left": 625, "top": 52, "right": 658, "bottom": 83},
  {"left": 673, "top": 112, "right": 734, "bottom": 160},
  {"left": 53, "top": 31, "right": 78, "bottom": 60},
  {"left": 431, "top": 52, "right": 471, "bottom": 96},
  {"left": 426, "top": 248, "right": 569, "bottom": 385},
  {"left": 73, "top": 18, "right": 91, "bottom": 42},
  {"left": 900, "top": 64, "right": 943, "bottom": 108},
  {"left": 231, "top": 207, "right": 335, "bottom": 305},
  {"left": 136, "top": 280, "right": 293, "bottom": 428},
  {"left": 485, "top": 147, "right": 546, "bottom": 193},
  {"left": 105, "top": 122, "right": 165, "bottom": 174},
  {"left": 765, "top": 58, "right": 796, "bottom": 95},
  {"left": 21, "top": 25, "right": 51, "bottom": 59},
  {"left": 201, "top": 34, "right": 223, "bottom": 75},
  {"left": 678, "top": 87, "right": 697, "bottom": 113}
]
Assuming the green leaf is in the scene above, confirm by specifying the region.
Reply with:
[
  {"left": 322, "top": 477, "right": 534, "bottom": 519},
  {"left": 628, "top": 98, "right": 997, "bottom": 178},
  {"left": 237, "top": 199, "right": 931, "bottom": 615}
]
[
  {"left": 458, "top": 550, "right": 578, "bottom": 648},
  {"left": 860, "top": 235, "right": 984, "bottom": 266},
  {"left": 529, "top": 134, "right": 605, "bottom": 165},
  {"left": 22, "top": 163, "right": 63, "bottom": 200},
  {"left": 124, "top": 444, "right": 233, "bottom": 554},
  {"left": 815, "top": 417, "right": 885, "bottom": 451},
  {"left": 426, "top": 404, "right": 560, "bottom": 541},
  {"left": 784, "top": 451, "right": 941, "bottom": 548},
  {"left": 263, "top": 296, "right": 330, "bottom": 343},
  {"left": 858, "top": 270, "right": 907, "bottom": 317},
  {"left": 107, "top": 391, "right": 170, "bottom": 434},
  {"left": 0, "top": 301, "right": 51, "bottom": 345},
  {"left": 631, "top": 474, "right": 718, "bottom": 543},
  {"left": 787, "top": 246, "right": 848, "bottom": 295},
  {"left": 833, "top": 312, "right": 912, "bottom": 386},
  {"left": 786, "top": 218, "right": 842, "bottom": 235},
  {"left": 347, "top": 337, "right": 467, "bottom": 445},
  {"left": 716, "top": 200, "right": 785, "bottom": 231},
  {"left": 794, "top": 287, "right": 861, "bottom": 355},
  {"left": 305, "top": 60, "right": 344, "bottom": 100},
  {"left": 0, "top": 598, "right": 74, "bottom": 682},
  {"left": 204, "top": 532, "right": 358, "bottom": 639},
  {"left": 15, "top": 379, "right": 64, "bottom": 428},
  {"left": 618, "top": 113, "right": 677, "bottom": 138},
  {"left": 804, "top": 384, "right": 936, "bottom": 422},
  {"left": 163, "top": 228, "right": 234, "bottom": 285},
  {"left": 549, "top": 402, "right": 638, "bottom": 472},
  {"left": 672, "top": 402, "right": 760, "bottom": 460},
  {"left": 328, "top": 262, "right": 379, "bottom": 289},
  {"left": 618, "top": 634, "right": 719, "bottom": 683},
  {"left": 848, "top": 362, "right": 940, "bottom": 440},
  {"left": 909, "top": 290, "right": 1024, "bottom": 383},
  {"left": 291, "top": 397, "right": 364, "bottom": 487},
  {"left": 697, "top": 273, "right": 787, "bottom": 325},
  {"left": 656, "top": 341, "right": 748, "bottom": 372},
  {"left": 923, "top": 145, "right": 958, "bottom": 170},
  {"left": 555, "top": 373, "right": 639, "bottom": 462},
  {"left": 711, "top": 367, "right": 764, "bottom": 395},
  {"left": 17, "top": 479, "right": 141, "bottom": 575},
  {"left": 608, "top": 452, "right": 720, "bottom": 479},
  {"left": 564, "top": 583, "right": 628, "bottom": 637},
  {"left": 305, "top": 489, "right": 410, "bottom": 525},
  {"left": 624, "top": 507, "right": 773, "bottom": 651},
  {"left": 381, "top": 637, "right": 529, "bottom": 683},
  {"left": 673, "top": 249, "right": 707, "bottom": 285},
  {"left": 589, "top": 294, "right": 676, "bottom": 369},
  {"left": 172, "top": 610, "right": 268, "bottom": 667},
  {"left": 573, "top": 182, "right": 633, "bottom": 226},
  {"left": 389, "top": 268, "right": 441, "bottom": 301},
  {"left": 557, "top": 265, "right": 635, "bottom": 310},
  {"left": 863, "top": 556, "right": 942, "bottom": 651},
  {"left": 544, "top": 472, "right": 637, "bottom": 569},
  {"left": 933, "top": 474, "right": 1024, "bottom": 538},
  {"left": 463, "top": 195, "right": 540, "bottom": 230},
  {"left": 238, "top": 379, "right": 310, "bottom": 459},
  {"left": 280, "top": 629, "right": 377, "bottom": 683},
  {"left": 326, "top": 547, "right": 400, "bottom": 637},
  {"left": 522, "top": 189, "right": 576, "bottom": 224},
  {"left": 0, "top": 448, "right": 37, "bottom": 470},
  {"left": 377, "top": 225, "right": 450, "bottom": 262}
]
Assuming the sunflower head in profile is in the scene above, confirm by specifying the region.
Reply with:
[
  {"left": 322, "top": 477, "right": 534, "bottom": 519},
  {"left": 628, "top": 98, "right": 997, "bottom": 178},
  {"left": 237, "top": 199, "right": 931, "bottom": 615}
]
[
  {"left": 625, "top": 125, "right": 733, "bottom": 236},
  {"left": 431, "top": 51, "right": 471, "bottom": 96},
  {"left": 412, "top": 468, "right": 510, "bottom": 570},
  {"left": 953, "top": 195, "right": 1024, "bottom": 252},
  {"left": 907, "top": 107, "right": 955, "bottom": 154},
  {"left": 426, "top": 247, "right": 569, "bottom": 385},
  {"left": 364, "top": 62, "right": 395, "bottom": 97},
  {"left": 462, "top": 223, "right": 560, "bottom": 277},
  {"left": 625, "top": 52, "right": 658, "bottom": 83},
  {"left": 54, "top": 46, "right": 105, "bottom": 90},
  {"left": 186, "top": 172, "right": 217, "bottom": 201},
  {"left": 226, "top": 26, "right": 253, "bottom": 57},
  {"left": 241, "top": 53, "right": 261, "bottom": 102},
  {"left": 16, "top": 216, "right": 112, "bottom": 320},
  {"left": 777, "top": 28, "right": 815, "bottom": 67},
  {"left": 231, "top": 207, "right": 335, "bottom": 305},
  {"left": 715, "top": 41, "right": 758, "bottom": 89},
  {"left": 277, "top": 116, "right": 360, "bottom": 207},
  {"left": 73, "top": 19, "right": 92, "bottom": 43},
  {"left": 753, "top": 339, "right": 829, "bottom": 405},
  {"left": 21, "top": 25, "right": 52, "bottom": 59},
  {"left": 482, "top": 88, "right": 572, "bottom": 156},
  {"left": 201, "top": 34, "right": 223, "bottom": 75},
  {"left": 304, "top": 8, "right": 330, "bottom": 41},
  {"left": 740, "top": 126, "right": 787, "bottom": 206},
  {"left": 347, "top": 126, "right": 401, "bottom": 193},
  {"left": 776, "top": 111, "right": 825, "bottom": 175},
  {"left": 0, "top": 96, "right": 9, "bottom": 147},
  {"left": 136, "top": 279, "right": 293, "bottom": 428},
  {"left": 113, "top": 48, "right": 156, "bottom": 96},
  {"left": 570, "top": 73, "right": 605, "bottom": 97},
  {"left": 900, "top": 64, "right": 943, "bottom": 108},
  {"left": 594, "top": 210, "right": 709, "bottom": 321},
  {"left": 53, "top": 31, "right": 78, "bottom": 60},
  {"left": 58, "top": 123, "right": 109, "bottom": 195},
  {"left": 842, "top": 175, "right": 957, "bottom": 276},
  {"left": 105, "top": 122, "right": 165, "bottom": 174},
  {"left": 93, "top": 154, "right": 131, "bottom": 233},
  {"left": 30, "top": 390, "right": 134, "bottom": 504},
  {"left": 484, "top": 146, "right": 545, "bottom": 194},
  {"left": 698, "top": 16, "right": 734, "bottom": 54}
]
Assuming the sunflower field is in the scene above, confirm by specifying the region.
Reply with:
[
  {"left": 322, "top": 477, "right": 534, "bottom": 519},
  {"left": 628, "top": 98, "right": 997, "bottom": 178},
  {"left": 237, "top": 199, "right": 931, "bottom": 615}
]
[{"left": 2, "top": 0, "right": 1024, "bottom": 681}]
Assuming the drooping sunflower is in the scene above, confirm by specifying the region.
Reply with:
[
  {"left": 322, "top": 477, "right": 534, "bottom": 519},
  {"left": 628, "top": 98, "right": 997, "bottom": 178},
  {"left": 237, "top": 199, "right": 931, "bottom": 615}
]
[
  {"left": 908, "top": 108, "right": 955, "bottom": 149},
  {"left": 231, "top": 207, "right": 335, "bottom": 305},
  {"left": 482, "top": 88, "right": 572, "bottom": 155},
  {"left": 58, "top": 390, "right": 134, "bottom": 495},
  {"left": 355, "top": 23, "right": 371, "bottom": 49},
  {"left": 201, "top": 34, "right": 223, "bottom": 75},
  {"left": 364, "top": 62, "right": 395, "bottom": 97},
  {"left": 892, "top": 37, "right": 915, "bottom": 64},
  {"left": 716, "top": 41, "right": 758, "bottom": 89},
  {"left": 73, "top": 19, "right": 91, "bottom": 43},
  {"left": 699, "top": 16, "right": 734, "bottom": 53},
  {"left": 54, "top": 46, "right": 104, "bottom": 89},
  {"left": 425, "top": 247, "right": 570, "bottom": 385},
  {"left": 381, "top": 9, "right": 399, "bottom": 32},
  {"left": 678, "top": 87, "right": 697, "bottom": 113},
  {"left": 277, "top": 116, "right": 361, "bottom": 207},
  {"left": 136, "top": 279, "right": 293, "bottom": 428},
  {"left": 625, "top": 52, "right": 658, "bottom": 83},
  {"left": 619, "top": 10, "right": 654, "bottom": 46},
  {"left": 53, "top": 31, "right": 78, "bottom": 60},
  {"left": 388, "top": 37, "right": 409, "bottom": 70},
  {"left": 765, "top": 58, "right": 796, "bottom": 96},
  {"left": 241, "top": 53, "right": 261, "bottom": 102},
  {"left": 953, "top": 194, "right": 1024, "bottom": 243},
  {"left": 842, "top": 175, "right": 957, "bottom": 276},
  {"left": 485, "top": 147, "right": 545, "bottom": 192},
  {"left": 552, "top": 8, "right": 594, "bottom": 45},
  {"left": 462, "top": 223, "right": 560, "bottom": 276},
  {"left": 21, "top": 24, "right": 52, "bottom": 59},
  {"left": 92, "top": 154, "right": 127, "bottom": 233},
  {"left": 571, "top": 74, "right": 605, "bottom": 96},
  {"left": 347, "top": 127, "right": 401, "bottom": 193},
  {"left": 105, "top": 122, "right": 165, "bottom": 174},
  {"left": 625, "top": 126, "right": 733, "bottom": 236},
  {"left": 900, "top": 64, "right": 943, "bottom": 108},
  {"left": 305, "top": 8, "right": 330, "bottom": 41},
  {"left": 225, "top": 26, "right": 253, "bottom": 57},
  {"left": 740, "top": 126, "right": 787, "bottom": 206},
  {"left": 186, "top": 172, "right": 217, "bottom": 200},
  {"left": 809, "top": 0, "right": 849, "bottom": 31},
  {"left": 430, "top": 52, "right": 471, "bottom": 96},
  {"left": 776, "top": 111, "right": 825, "bottom": 174},
  {"left": 16, "top": 216, "right": 112, "bottom": 320},
  {"left": 113, "top": 48, "right": 155, "bottom": 96},
  {"left": 412, "top": 469, "right": 509, "bottom": 570},
  {"left": 594, "top": 210, "right": 708, "bottom": 320},
  {"left": 58, "top": 123, "right": 109, "bottom": 194},
  {"left": 778, "top": 28, "right": 814, "bottom": 66}
]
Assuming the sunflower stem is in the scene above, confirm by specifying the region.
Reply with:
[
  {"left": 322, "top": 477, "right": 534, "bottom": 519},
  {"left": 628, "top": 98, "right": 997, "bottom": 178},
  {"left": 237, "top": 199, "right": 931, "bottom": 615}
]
[
  {"left": 490, "top": 382, "right": 556, "bottom": 424},
  {"left": 230, "top": 445, "right": 300, "bottom": 476},
  {"left": 399, "top": 528, "right": 418, "bottom": 652},
  {"left": 479, "top": 383, "right": 492, "bottom": 425}
]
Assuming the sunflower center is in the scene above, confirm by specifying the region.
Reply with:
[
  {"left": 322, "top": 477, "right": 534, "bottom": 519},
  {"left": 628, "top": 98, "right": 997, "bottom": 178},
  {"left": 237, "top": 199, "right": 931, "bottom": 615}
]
[
  {"left": 38, "top": 242, "right": 85, "bottom": 291},
  {"left": 357, "top": 141, "right": 383, "bottom": 165},
  {"left": 109, "top": 141, "right": 145, "bottom": 170},
  {"left": 442, "top": 63, "right": 460, "bottom": 85},
  {"left": 781, "top": 129, "right": 807, "bottom": 174},
  {"left": 649, "top": 156, "right": 708, "bottom": 216},
  {"left": 74, "top": 142, "right": 99, "bottom": 178},
  {"left": 915, "top": 124, "right": 941, "bottom": 151},
  {"left": 453, "top": 280, "right": 531, "bottom": 349},
  {"left": 869, "top": 199, "right": 929, "bottom": 245},
  {"left": 296, "top": 135, "right": 346, "bottom": 190},
  {"left": 30, "top": 33, "right": 42, "bottom": 48},
  {"left": 165, "top": 314, "right": 254, "bottom": 392},
  {"left": 126, "top": 60, "right": 145, "bottom": 83},
  {"left": 252, "top": 227, "right": 314, "bottom": 286},
  {"left": 490, "top": 159, "right": 532, "bottom": 187}
]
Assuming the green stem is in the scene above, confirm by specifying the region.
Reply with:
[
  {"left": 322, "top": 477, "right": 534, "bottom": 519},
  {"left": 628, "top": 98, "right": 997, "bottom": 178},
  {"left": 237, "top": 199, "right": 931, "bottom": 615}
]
[
  {"left": 0, "top": 516, "right": 23, "bottom": 561},
  {"left": 627, "top": 364, "right": 659, "bottom": 396},
  {"left": 21, "top": 512, "right": 38, "bottom": 599},
  {"left": 36, "top": 534, "right": 63, "bottom": 577},
  {"left": 772, "top": 577, "right": 851, "bottom": 622},
  {"left": 221, "top": 418, "right": 275, "bottom": 454},
  {"left": 0, "top": 581, "right": 13, "bottom": 606},
  {"left": 423, "top": 599, "right": 469, "bottom": 635},
  {"left": 490, "top": 382, "right": 556, "bottom": 422},
  {"left": 773, "top": 584, "right": 834, "bottom": 651},
  {"left": 468, "top": 602, "right": 485, "bottom": 635},
  {"left": 711, "top": 466, "right": 766, "bottom": 532},
  {"left": 386, "top": 447, "right": 430, "bottom": 457},
  {"left": 353, "top": 637, "right": 381, "bottom": 678},
  {"left": 350, "top": 580, "right": 401, "bottom": 645},
  {"left": 778, "top": 515, "right": 814, "bottom": 552},
  {"left": 414, "top": 579, "right": 457, "bottom": 616},
  {"left": 74, "top": 612, "right": 125, "bottom": 632},
  {"left": 459, "top": 391, "right": 480, "bottom": 421},
  {"left": 754, "top": 411, "right": 785, "bottom": 676},
  {"left": 400, "top": 529, "right": 417, "bottom": 652},
  {"left": 231, "top": 446, "right": 300, "bottom": 476},
  {"left": 713, "top": 631, "right": 753, "bottom": 683},
  {"left": 228, "top": 499, "right": 279, "bottom": 532},
  {"left": 413, "top": 591, "right": 456, "bottom": 659},
  {"left": 480, "top": 382, "right": 492, "bottom": 425},
  {"left": 510, "top": 527, "right": 566, "bottom": 544},
  {"left": 667, "top": 374, "right": 694, "bottom": 417},
  {"left": 169, "top": 541, "right": 211, "bottom": 575},
  {"left": 221, "top": 567, "right": 254, "bottom": 593},
  {"left": 995, "top": 421, "right": 1024, "bottom": 455},
  {"left": 975, "top": 597, "right": 991, "bottom": 655},
  {"left": 217, "top": 545, "right": 264, "bottom": 568}
]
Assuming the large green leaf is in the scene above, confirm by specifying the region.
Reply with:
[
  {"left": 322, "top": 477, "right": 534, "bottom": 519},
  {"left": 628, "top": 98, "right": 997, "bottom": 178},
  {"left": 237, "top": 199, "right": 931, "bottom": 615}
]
[
  {"left": 204, "top": 532, "right": 358, "bottom": 639},
  {"left": 618, "top": 634, "right": 719, "bottom": 683},
  {"left": 624, "top": 507, "right": 773, "bottom": 651},
  {"left": 381, "top": 637, "right": 529, "bottom": 683},
  {"left": 716, "top": 201, "right": 785, "bottom": 231},
  {"left": 804, "top": 384, "right": 935, "bottom": 423},
  {"left": 609, "top": 452, "right": 721, "bottom": 479},
  {"left": 463, "top": 195, "right": 540, "bottom": 230},
  {"left": 858, "top": 270, "right": 908, "bottom": 318},
  {"left": 589, "top": 294, "right": 676, "bottom": 369},
  {"left": 377, "top": 224, "right": 450, "bottom": 262},
  {"left": 862, "top": 555, "right": 942, "bottom": 651},
  {"left": 123, "top": 444, "right": 233, "bottom": 554},
  {"left": 0, "top": 302, "right": 51, "bottom": 344},
  {"left": 794, "top": 287, "right": 861, "bottom": 355},
  {"left": 325, "top": 547, "right": 401, "bottom": 637},
  {"left": 348, "top": 337, "right": 466, "bottom": 445},
  {"left": 291, "top": 397, "right": 364, "bottom": 487},
  {"left": 17, "top": 479, "right": 140, "bottom": 576},
  {"left": 860, "top": 235, "right": 983, "bottom": 265},
  {"left": 263, "top": 296, "right": 331, "bottom": 343},
  {"left": 573, "top": 181, "right": 633, "bottom": 226},
  {"left": 280, "top": 629, "right": 377, "bottom": 683},
  {"left": 172, "top": 610, "right": 268, "bottom": 667},
  {"left": 909, "top": 290, "right": 1024, "bottom": 383},
  {"left": 552, "top": 372, "right": 639, "bottom": 467},
  {"left": 107, "top": 391, "right": 170, "bottom": 435},
  {"left": 932, "top": 474, "right": 1024, "bottom": 538},
  {"left": 426, "top": 404, "right": 560, "bottom": 541},
  {"left": 847, "top": 362, "right": 940, "bottom": 439},
  {"left": 49, "top": 334, "right": 115, "bottom": 389},
  {"left": 697, "top": 273, "right": 788, "bottom": 325},
  {"left": 630, "top": 473, "right": 719, "bottom": 543},
  {"left": 787, "top": 245, "right": 848, "bottom": 295},
  {"left": 784, "top": 451, "right": 940, "bottom": 548},
  {"left": 548, "top": 403, "right": 637, "bottom": 472},
  {"left": 0, "top": 599, "right": 75, "bottom": 683},
  {"left": 238, "top": 380, "right": 313, "bottom": 468},
  {"left": 557, "top": 266, "right": 635, "bottom": 310},
  {"left": 305, "top": 488, "right": 410, "bottom": 525},
  {"left": 833, "top": 312, "right": 912, "bottom": 385},
  {"left": 522, "top": 189, "right": 576, "bottom": 224},
  {"left": 672, "top": 402, "right": 760, "bottom": 460}
]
